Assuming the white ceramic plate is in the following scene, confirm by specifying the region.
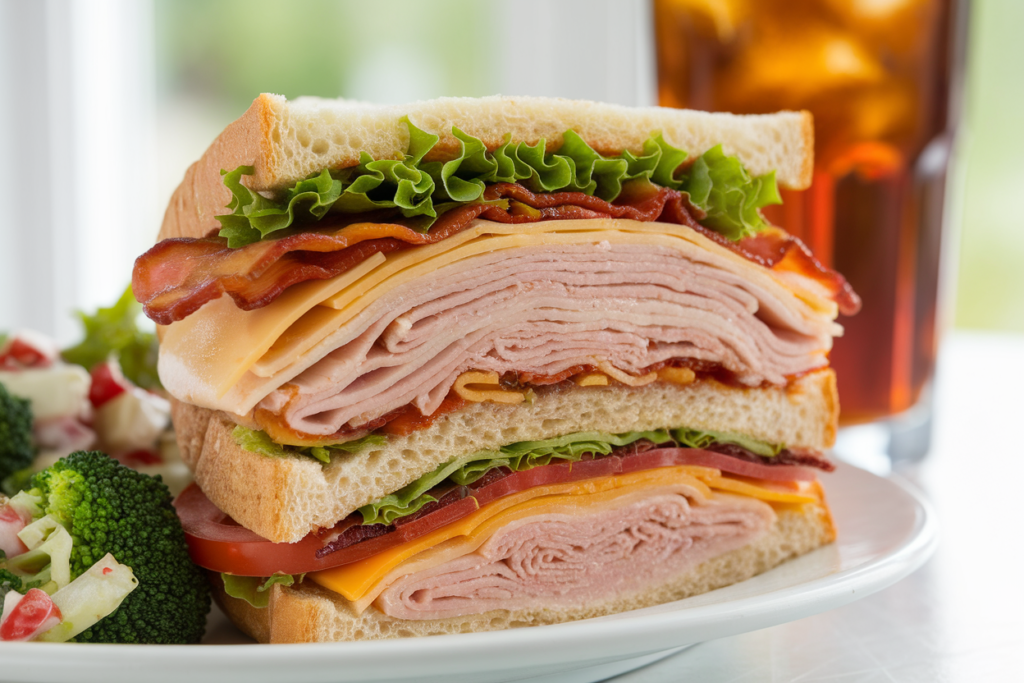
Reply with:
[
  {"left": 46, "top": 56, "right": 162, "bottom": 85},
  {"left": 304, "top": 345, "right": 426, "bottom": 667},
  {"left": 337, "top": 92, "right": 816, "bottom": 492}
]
[{"left": 0, "top": 463, "right": 936, "bottom": 683}]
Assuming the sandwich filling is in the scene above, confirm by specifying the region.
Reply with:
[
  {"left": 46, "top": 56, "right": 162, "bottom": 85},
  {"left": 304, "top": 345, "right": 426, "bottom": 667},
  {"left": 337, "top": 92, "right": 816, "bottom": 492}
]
[
  {"left": 143, "top": 125, "right": 855, "bottom": 450},
  {"left": 155, "top": 117, "right": 845, "bottom": 625},
  {"left": 367, "top": 489, "right": 775, "bottom": 620},
  {"left": 258, "top": 233, "right": 837, "bottom": 437},
  {"left": 156, "top": 219, "right": 843, "bottom": 445},
  {"left": 189, "top": 438, "right": 830, "bottom": 619}
]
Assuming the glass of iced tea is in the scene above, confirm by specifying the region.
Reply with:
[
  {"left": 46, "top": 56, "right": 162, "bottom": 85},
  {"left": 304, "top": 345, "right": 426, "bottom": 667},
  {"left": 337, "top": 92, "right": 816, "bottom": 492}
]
[{"left": 654, "top": 0, "right": 967, "bottom": 463}]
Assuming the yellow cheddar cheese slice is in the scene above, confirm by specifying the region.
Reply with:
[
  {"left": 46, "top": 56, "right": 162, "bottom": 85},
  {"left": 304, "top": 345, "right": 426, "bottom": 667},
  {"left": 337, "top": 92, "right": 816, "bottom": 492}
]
[{"left": 695, "top": 471, "right": 819, "bottom": 504}]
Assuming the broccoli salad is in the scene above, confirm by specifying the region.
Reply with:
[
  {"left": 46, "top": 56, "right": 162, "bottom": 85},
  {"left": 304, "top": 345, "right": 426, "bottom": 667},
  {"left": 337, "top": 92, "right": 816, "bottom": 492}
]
[
  {"left": 0, "top": 287, "right": 191, "bottom": 497},
  {"left": 0, "top": 451, "right": 210, "bottom": 643}
]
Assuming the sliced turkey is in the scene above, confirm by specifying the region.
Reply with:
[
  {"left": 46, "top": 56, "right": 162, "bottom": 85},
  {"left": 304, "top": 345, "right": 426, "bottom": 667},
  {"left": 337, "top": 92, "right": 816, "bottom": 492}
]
[
  {"left": 374, "top": 490, "right": 775, "bottom": 620},
  {"left": 260, "top": 238, "right": 840, "bottom": 435}
]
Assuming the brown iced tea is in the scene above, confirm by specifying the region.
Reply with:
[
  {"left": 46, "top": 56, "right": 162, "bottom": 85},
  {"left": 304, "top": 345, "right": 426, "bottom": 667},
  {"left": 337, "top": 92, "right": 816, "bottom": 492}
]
[{"left": 654, "top": 0, "right": 964, "bottom": 423}]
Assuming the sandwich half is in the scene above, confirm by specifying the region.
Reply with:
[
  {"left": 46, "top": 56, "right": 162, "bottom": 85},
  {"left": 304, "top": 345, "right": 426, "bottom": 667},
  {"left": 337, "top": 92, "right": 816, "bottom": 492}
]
[{"left": 134, "top": 95, "right": 859, "bottom": 643}]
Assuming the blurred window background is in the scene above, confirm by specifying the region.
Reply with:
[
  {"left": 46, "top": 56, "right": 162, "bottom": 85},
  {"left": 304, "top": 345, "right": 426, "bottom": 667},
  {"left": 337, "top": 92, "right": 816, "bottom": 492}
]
[{"left": 0, "top": 0, "right": 1019, "bottom": 342}]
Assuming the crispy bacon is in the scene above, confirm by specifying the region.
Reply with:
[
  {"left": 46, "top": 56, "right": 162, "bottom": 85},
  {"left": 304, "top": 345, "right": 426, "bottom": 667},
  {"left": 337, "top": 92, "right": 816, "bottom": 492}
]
[
  {"left": 133, "top": 181, "right": 857, "bottom": 325},
  {"left": 739, "top": 230, "right": 861, "bottom": 316},
  {"left": 507, "top": 364, "right": 594, "bottom": 387}
]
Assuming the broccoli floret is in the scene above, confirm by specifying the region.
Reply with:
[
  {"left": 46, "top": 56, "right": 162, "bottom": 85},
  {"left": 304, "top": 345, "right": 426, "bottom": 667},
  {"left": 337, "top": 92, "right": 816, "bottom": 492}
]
[
  {"left": 28, "top": 451, "right": 210, "bottom": 643},
  {"left": 0, "top": 382, "right": 35, "bottom": 487}
]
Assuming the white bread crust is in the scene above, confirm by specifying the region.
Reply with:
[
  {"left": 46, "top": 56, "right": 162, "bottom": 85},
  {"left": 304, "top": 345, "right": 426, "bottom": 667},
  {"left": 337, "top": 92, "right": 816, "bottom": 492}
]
[
  {"left": 158, "top": 94, "right": 813, "bottom": 242},
  {"left": 213, "top": 502, "right": 834, "bottom": 643},
  {"left": 172, "top": 371, "right": 838, "bottom": 544}
]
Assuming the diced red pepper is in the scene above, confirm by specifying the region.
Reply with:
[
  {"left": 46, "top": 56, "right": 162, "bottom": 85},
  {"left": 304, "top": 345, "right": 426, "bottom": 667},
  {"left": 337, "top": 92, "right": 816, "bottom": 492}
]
[
  {"left": 88, "top": 361, "right": 131, "bottom": 408},
  {"left": 0, "top": 333, "right": 57, "bottom": 370},
  {"left": 119, "top": 449, "right": 163, "bottom": 466}
]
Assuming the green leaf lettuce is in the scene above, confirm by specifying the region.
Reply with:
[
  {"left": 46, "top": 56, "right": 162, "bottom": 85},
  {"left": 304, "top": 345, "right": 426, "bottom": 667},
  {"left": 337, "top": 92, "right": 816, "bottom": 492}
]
[
  {"left": 221, "top": 572, "right": 303, "bottom": 609},
  {"left": 672, "top": 427, "right": 784, "bottom": 458},
  {"left": 215, "top": 122, "right": 780, "bottom": 247},
  {"left": 231, "top": 426, "right": 387, "bottom": 464}
]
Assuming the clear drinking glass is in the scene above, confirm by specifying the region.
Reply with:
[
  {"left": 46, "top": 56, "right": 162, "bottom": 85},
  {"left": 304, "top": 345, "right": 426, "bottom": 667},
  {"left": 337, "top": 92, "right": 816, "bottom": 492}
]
[{"left": 653, "top": 0, "right": 968, "bottom": 466}]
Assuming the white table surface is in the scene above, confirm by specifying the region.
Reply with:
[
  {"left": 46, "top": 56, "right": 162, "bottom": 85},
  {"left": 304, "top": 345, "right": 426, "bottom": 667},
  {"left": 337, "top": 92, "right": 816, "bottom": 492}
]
[{"left": 608, "top": 331, "right": 1024, "bottom": 682}]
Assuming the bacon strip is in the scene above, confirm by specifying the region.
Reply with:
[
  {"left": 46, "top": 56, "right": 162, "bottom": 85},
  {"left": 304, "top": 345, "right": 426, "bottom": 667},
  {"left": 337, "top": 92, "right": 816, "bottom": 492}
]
[
  {"left": 133, "top": 182, "right": 857, "bottom": 325},
  {"left": 739, "top": 230, "right": 861, "bottom": 315}
]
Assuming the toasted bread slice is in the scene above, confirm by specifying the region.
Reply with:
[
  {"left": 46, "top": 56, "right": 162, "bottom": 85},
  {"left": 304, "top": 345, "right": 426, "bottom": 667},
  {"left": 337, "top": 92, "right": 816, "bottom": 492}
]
[
  {"left": 213, "top": 500, "right": 834, "bottom": 643},
  {"left": 173, "top": 371, "right": 838, "bottom": 544},
  {"left": 159, "top": 94, "right": 813, "bottom": 241}
]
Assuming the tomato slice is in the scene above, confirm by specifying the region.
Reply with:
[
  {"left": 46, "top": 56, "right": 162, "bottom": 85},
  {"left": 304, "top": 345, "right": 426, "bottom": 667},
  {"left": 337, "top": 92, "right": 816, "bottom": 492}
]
[
  {"left": 0, "top": 589, "right": 62, "bottom": 642},
  {"left": 173, "top": 484, "right": 341, "bottom": 577}
]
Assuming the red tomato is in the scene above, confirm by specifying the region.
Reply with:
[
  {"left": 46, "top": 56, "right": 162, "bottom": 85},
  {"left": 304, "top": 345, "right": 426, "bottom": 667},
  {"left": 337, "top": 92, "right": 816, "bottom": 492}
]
[
  {"left": 175, "top": 483, "right": 487, "bottom": 577},
  {"left": 0, "top": 589, "right": 62, "bottom": 642},
  {"left": 174, "top": 483, "right": 484, "bottom": 577},
  {"left": 173, "top": 484, "right": 336, "bottom": 577},
  {"left": 88, "top": 361, "right": 130, "bottom": 407}
]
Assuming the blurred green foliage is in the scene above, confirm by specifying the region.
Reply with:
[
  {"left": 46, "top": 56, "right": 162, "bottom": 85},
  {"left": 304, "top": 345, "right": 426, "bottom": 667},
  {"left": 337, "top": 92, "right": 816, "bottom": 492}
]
[
  {"left": 156, "top": 0, "right": 494, "bottom": 112},
  {"left": 956, "top": 0, "right": 1024, "bottom": 331}
]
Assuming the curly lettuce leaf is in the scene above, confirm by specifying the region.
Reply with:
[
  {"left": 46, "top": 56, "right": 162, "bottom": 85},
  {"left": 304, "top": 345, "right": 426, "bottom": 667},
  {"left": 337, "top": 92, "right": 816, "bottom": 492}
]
[
  {"left": 221, "top": 572, "right": 302, "bottom": 609},
  {"left": 672, "top": 427, "right": 783, "bottom": 458},
  {"left": 61, "top": 286, "right": 161, "bottom": 390},
  {"left": 685, "top": 145, "right": 782, "bottom": 240},
  {"left": 216, "top": 167, "right": 344, "bottom": 248},
  {"left": 357, "top": 430, "right": 673, "bottom": 526},
  {"left": 231, "top": 426, "right": 386, "bottom": 464},
  {"left": 215, "top": 123, "right": 780, "bottom": 246},
  {"left": 216, "top": 119, "right": 438, "bottom": 248}
]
